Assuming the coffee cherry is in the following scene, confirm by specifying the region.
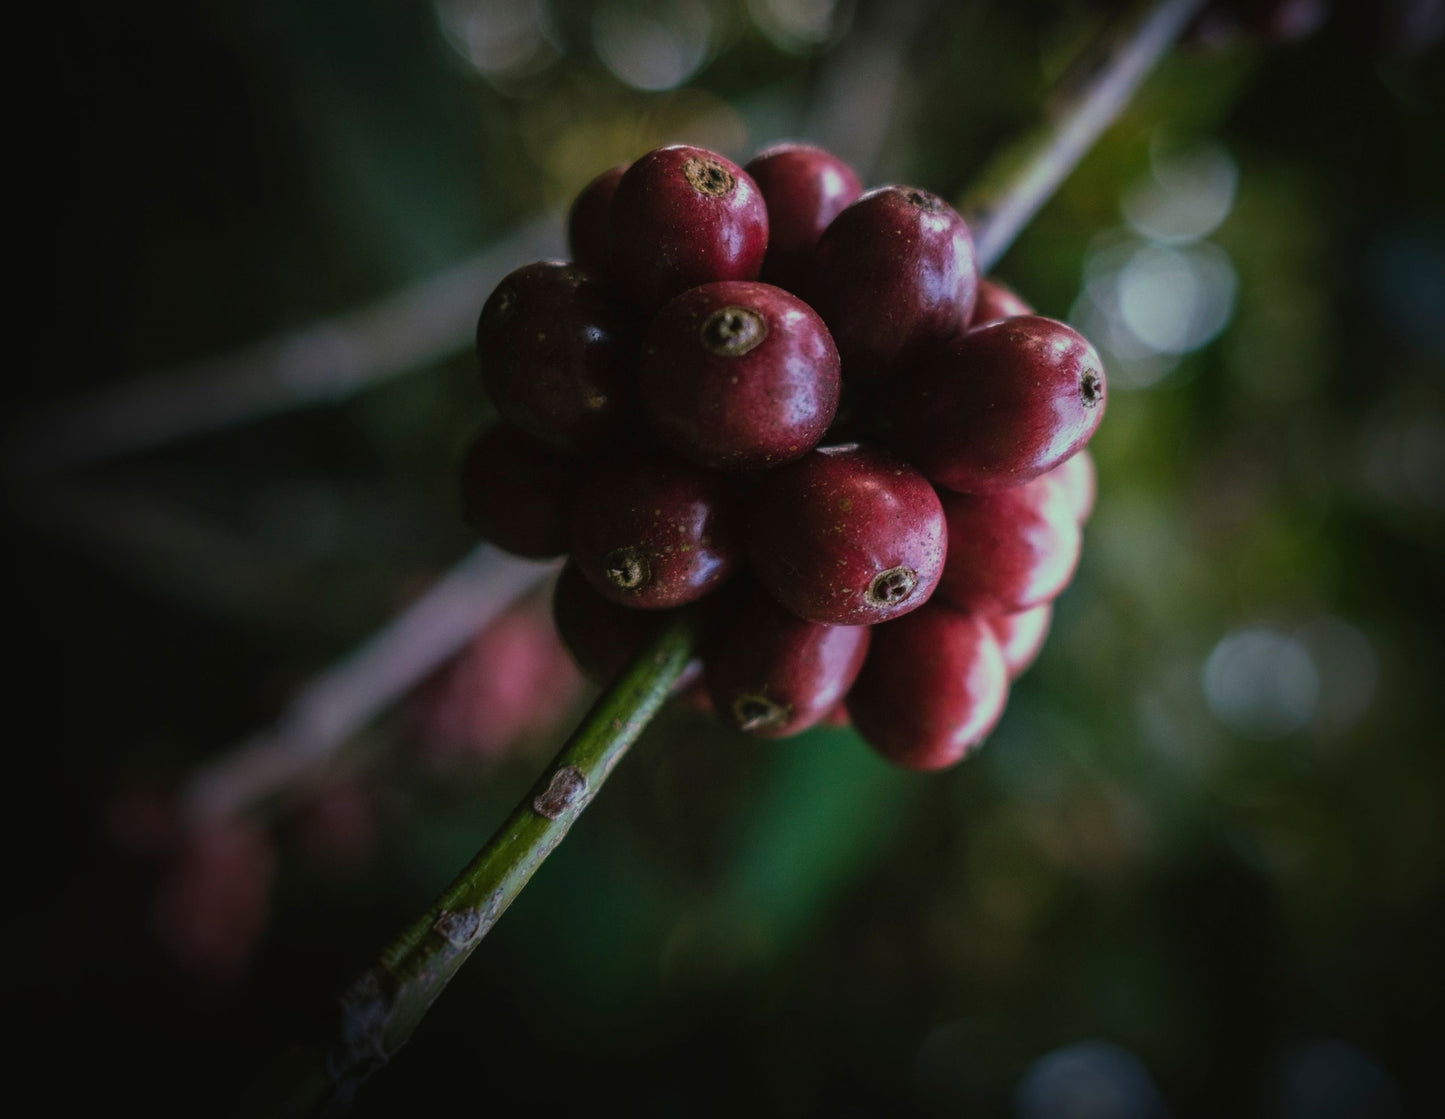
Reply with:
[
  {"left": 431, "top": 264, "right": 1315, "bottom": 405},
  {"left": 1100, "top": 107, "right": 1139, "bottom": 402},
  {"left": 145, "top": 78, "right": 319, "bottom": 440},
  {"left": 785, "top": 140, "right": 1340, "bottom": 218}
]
[
  {"left": 744, "top": 143, "right": 862, "bottom": 293},
  {"left": 476, "top": 261, "right": 638, "bottom": 452},
  {"left": 704, "top": 582, "right": 870, "bottom": 738},
  {"left": 887, "top": 315, "right": 1106, "bottom": 493},
  {"left": 608, "top": 145, "right": 769, "bottom": 314},
  {"left": 570, "top": 450, "right": 742, "bottom": 609},
  {"left": 848, "top": 604, "right": 1009, "bottom": 770},
  {"left": 748, "top": 444, "right": 946, "bottom": 625},
  {"left": 969, "top": 277, "right": 1033, "bottom": 327},
  {"left": 806, "top": 185, "right": 978, "bottom": 382},
  {"left": 552, "top": 560, "right": 701, "bottom": 689},
  {"left": 935, "top": 474, "right": 1081, "bottom": 615},
  {"left": 568, "top": 164, "right": 627, "bottom": 274},
  {"left": 459, "top": 423, "right": 574, "bottom": 559},
  {"left": 639, "top": 281, "right": 840, "bottom": 472},
  {"left": 1046, "top": 448, "right": 1097, "bottom": 524},
  {"left": 988, "top": 604, "right": 1052, "bottom": 679}
]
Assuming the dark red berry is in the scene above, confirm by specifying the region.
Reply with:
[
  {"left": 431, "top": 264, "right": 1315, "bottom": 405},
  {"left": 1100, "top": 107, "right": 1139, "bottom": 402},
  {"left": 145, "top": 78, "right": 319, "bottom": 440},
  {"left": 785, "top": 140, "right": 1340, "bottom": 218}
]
[
  {"left": 704, "top": 583, "right": 870, "bottom": 738},
  {"left": 476, "top": 261, "right": 638, "bottom": 452},
  {"left": 935, "top": 474, "right": 1081, "bottom": 615},
  {"left": 551, "top": 560, "right": 701, "bottom": 689},
  {"left": 570, "top": 451, "right": 742, "bottom": 609},
  {"left": 744, "top": 143, "right": 862, "bottom": 293},
  {"left": 748, "top": 444, "right": 946, "bottom": 625},
  {"left": 969, "top": 277, "right": 1033, "bottom": 327},
  {"left": 888, "top": 315, "right": 1106, "bottom": 493},
  {"left": 608, "top": 145, "right": 769, "bottom": 314},
  {"left": 988, "top": 605, "right": 1052, "bottom": 679},
  {"left": 639, "top": 281, "right": 840, "bottom": 472},
  {"left": 1046, "top": 448, "right": 1097, "bottom": 524},
  {"left": 568, "top": 164, "right": 627, "bottom": 274},
  {"left": 806, "top": 185, "right": 978, "bottom": 382},
  {"left": 848, "top": 604, "right": 1009, "bottom": 771},
  {"left": 459, "top": 424, "right": 574, "bottom": 559}
]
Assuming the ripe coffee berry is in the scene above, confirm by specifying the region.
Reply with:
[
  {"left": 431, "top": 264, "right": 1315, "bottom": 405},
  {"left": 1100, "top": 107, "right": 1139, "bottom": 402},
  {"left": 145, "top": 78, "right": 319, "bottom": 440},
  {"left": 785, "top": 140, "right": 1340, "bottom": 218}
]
[
  {"left": 887, "top": 315, "right": 1106, "bottom": 493},
  {"left": 848, "top": 604, "right": 1009, "bottom": 770},
  {"left": 639, "top": 280, "right": 840, "bottom": 471},
  {"left": 969, "top": 277, "right": 1032, "bottom": 327},
  {"left": 704, "top": 583, "right": 870, "bottom": 738},
  {"left": 608, "top": 145, "right": 769, "bottom": 314},
  {"left": 1046, "top": 448, "right": 1097, "bottom": 525},
  {"left": 987, "top": 605, "right": 1053, "bottom": 679},
  {"left": 935, "top": 474, "right": 1081, "bottom": 616},
  {"left": 568, "top": 164, "right": 627, "bottom": 274},
  {"left": 459, "top": 423, "right": 573, "bottom": 559},
  {"left": 744, "top": 143, "right": 862, "bottom": 292},
  {"left": 806, "top": 185, "right": 978, "bottom": 381},
  {"left": 476, "top": 261, "right": 637, "bottom": 452},
  {"left": 570, "top": 450, "right": 742, "bottom": 610},
  {"left": 748, "top": 444, "right": 946, "bottom": 626}
]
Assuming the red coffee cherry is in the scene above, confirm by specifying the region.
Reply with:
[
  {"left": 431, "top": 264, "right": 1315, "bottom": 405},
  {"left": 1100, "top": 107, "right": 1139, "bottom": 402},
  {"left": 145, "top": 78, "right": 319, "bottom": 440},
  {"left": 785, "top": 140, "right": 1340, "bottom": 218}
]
[
  {"left": 459, "top": 424, "right": 574, "bottom": 559},
  {"left": 608, "top": 145, "right": 769, "bottom": 314},
  {"left": 969, "top": 276, "right": 1033, "bottom": 327},
  {"left": 988, "top": 605, "right": 1053, "bottom": 679},
  {"left": 935, "top": 475, "right": 1081, "bottom": 615},
  {"left": 551, "top": 560, "right": 701, "bottom": 689},
  {"left": 744, "top": 142, "right": 862, "bottom": 293},
  {"left": 806, "top": 185, "right": 978, "bottom": 382},
  {"left": 703, "top": 582, "right": 870, "bottom": 738},
  {"left": 639, "top": 281, "right": 840, "bottom": 472},
  {"left": 476, "top": 260, "right": 638, "bottom": 452},
  {"left": 888, "top": 315, "right": 1106, "bottom": 493},
  {"left": 848, "top": 604, "right": 1009, "bottom": 771},
  {"left": 1045, "top": 448, "right": 1097, "bottom": 524},
  {"left": 568, "top": 164, "right": 627, "bottom": 274},
  {"left": 570, "top": 451, "right": 742, "bottom": 609},
  {"left": 748, "top": 444, "right": 946, "bottom": 625}
]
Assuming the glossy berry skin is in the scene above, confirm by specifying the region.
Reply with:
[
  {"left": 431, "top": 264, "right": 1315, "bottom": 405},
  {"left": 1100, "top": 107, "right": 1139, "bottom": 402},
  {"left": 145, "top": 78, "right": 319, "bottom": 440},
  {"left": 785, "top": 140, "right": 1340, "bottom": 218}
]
[
  {"left": 639, "top": 281, "right": 840, "bottom": 472},
  {"left": 608, "top": 145, "right": 769, "bottom": 314},
  {"left": 848, "top": 604, "right": 1009, "bottom": 771},
  {"left": 748, "top": 445, "right": 946, "bottom": 626},
  {"left": 988, "top": 605, "right": 1052, "bottom": 679},
  {"left": 1046, "top": 448, "right": 1097, "bottom": 524},
  {"left": 888, "top": 315, "right": 1106, "bottom": 493},
  {"left": 551, "top": 561, "right": 701, "bottom": 690},
  {"left": 459, "top": 424, "right": 573, "bottom": 559},
  {"left": 969, "top": 277, "right": 1032, "bottom": 327},
  {"left": 570, "top": 451, "right": 742, "bottom": 609},
  {"left": 806, "top": 185, "right": 978, "bottom": 382},
  {"left": 476, "top": 261, "right": 637, "bottom": 452},
  {"left": 567, "top": 164, "right": 626, "bottom": 274},
  {"left": 704, "top": 583, "right": 870, "bottom": 738},
  {"left": 744, "top": 143, "right": 862, "bottom": 293},
  {"left": 936, "top": 475, "right": 1081, "bottom": 615}
]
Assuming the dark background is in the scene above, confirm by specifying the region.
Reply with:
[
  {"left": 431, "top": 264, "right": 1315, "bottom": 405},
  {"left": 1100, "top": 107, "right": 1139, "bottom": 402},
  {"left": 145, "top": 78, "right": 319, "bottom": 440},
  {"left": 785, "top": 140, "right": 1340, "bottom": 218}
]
[{"left": 11, "top": 1, "right": 1444, "bottom": 1114}]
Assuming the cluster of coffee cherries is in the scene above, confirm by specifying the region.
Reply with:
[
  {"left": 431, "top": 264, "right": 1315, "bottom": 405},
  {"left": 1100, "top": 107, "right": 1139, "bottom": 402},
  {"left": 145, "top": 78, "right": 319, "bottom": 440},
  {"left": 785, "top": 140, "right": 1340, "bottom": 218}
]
[{"left": 461, "top": 142, "right": 1105, "bottom": 771}]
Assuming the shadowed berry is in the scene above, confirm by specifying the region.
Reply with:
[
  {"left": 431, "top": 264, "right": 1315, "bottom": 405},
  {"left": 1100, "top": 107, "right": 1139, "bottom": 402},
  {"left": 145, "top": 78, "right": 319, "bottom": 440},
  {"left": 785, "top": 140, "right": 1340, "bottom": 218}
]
[
  {"left": 608, "top": 145, "right": 769, "bottom": 314},
  {"left": 552, "top": 562, "right": 702, "bottom": 689},
  {"left": 704, "top": 582, "right": 870, "bottom": 738},
  {"left": 887, "top": 315, "right": 1106, "bottom": 493},
  {"left": 806, "top": 185, "right": 978, "bottom": 381},
  {"left": 969, "top": 276, "right": 1033, "bottom": 327},
  {"left": 748, "top": 444, "right": 946, "bottom": 625},
  {"left": 476, "top": 261, "right": 638, "bottom": 452},
  {"left": 571, "top": 451, "right": 742, "bottom": 609},
  {"left": 936, "top": 474, "right": 1081, "bottom": 615},
  {"left": 640, "top": 281, "right": 840, "bottom": 471},
  {"left": 745, "top": 142, "right": 862, "bottom": 292},
  {"left": 460, "top": 424, "right": 574, "bottom": 558},
  {"left": 848, "top": 604, "right": 1009, "bottom": 770},
  {"left": 568, "top": 164, "right": 627, "bottom": 274},
  {"left": 988, "top": 605, "right": 1053, "bottom": 679}
]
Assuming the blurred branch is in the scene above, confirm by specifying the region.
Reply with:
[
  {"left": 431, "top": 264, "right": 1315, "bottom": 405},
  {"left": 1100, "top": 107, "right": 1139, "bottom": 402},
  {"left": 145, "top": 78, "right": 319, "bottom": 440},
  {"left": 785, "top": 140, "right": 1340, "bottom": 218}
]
[
  {"left": 253, "top": 612, "right": 697, "bottom": 1116},
  {"left": 962, "top": 0, "right": 1207, "bottom": 271},
  {"left": 6, "top": 217, "right": 560, "bottom": 478},
  {"left": 182, "top": 546, "right": 554, "bottom": 827}
]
